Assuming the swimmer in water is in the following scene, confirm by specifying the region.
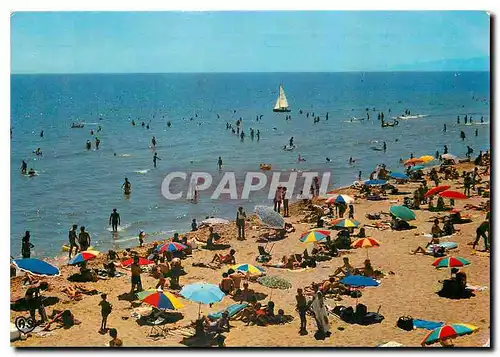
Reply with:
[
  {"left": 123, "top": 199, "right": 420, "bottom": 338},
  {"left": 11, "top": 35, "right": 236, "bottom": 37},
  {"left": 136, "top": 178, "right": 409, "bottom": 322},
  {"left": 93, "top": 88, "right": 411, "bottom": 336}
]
[
  {"left": 90, "top": 129, "right": 94, "bottom": 135},
  {"left": 122, "top": 178, "right": 131, "bottom": 195},
  {"left": 383, "top": 142, "right": 387, "bottom": 151},
  {"left": 132, "top": 120, "right": 136, "bottom": 126},
  {"left": 28, "top": 168, "right": 36, "bottom": 176},
  {"left": 297, "top": 155, "right": 306, "bottom": 162},
  {"left": 153, "top": 153, "right": 161, "bottom": 168},
  {"left": 256, "top": 130, "right": 260, "bottom": 141},
  {"left": 146, "top": 123, "right": 150, "bottom": 129},
  {"left": 86, "top": 140, "right": 91, "bottom": 150},
  {"left": 289, "top": 137, "right": 294, "bottom": 146},
  {"left": 109, "top": 209, "right": 121, "bottom": 233},
  {"left": 95, "top": 137, "right": 100, "bottom": 150},
  {"left": 34, "top": 148, "right": 42, "bottom": 156},
  {"left": 141, "top": 122, "right": 145, "bottom": 127},
  {"left": 40, "top": 130, "right": 44, "bottom": 138},
  {"left": 151, "top": 136, "right": 156, "bottom": 148},
  {"left": 167, "top": 121, "right": 171, "bottom": 127},
  {"left": 349, "top": 157, "right": 353, "bottom": 164},
  {"left": 326, "top": 157, "right": 331, "bottom": 163},
  {"left": 20, "top": 160, "right": 27, "bottom": 174},
  {"left": 481, "top": 117, "right": 484, "bottom": 123}
]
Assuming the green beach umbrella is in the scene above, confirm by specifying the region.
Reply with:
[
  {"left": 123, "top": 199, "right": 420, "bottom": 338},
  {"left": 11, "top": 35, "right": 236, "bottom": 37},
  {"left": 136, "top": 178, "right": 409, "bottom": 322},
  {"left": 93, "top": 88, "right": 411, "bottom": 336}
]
[{"left": 390, "top": 205, "right": 416, "bottom": 221}]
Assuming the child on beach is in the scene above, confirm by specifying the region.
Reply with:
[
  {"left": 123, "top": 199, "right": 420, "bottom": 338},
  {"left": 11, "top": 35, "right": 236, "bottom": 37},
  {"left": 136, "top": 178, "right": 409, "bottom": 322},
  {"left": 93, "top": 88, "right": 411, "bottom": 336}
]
[
  {"left": 348, "top": 204, "right": 354, "bottom": 219},
  {"left": 99, "top": 293, "right": 112, "bottom": 332},
  {"left": 108, "top": 328, "right": 122, "bottom": 347},
  {"left": 138, "top": 231, "right": 145, "bottom": 247}
]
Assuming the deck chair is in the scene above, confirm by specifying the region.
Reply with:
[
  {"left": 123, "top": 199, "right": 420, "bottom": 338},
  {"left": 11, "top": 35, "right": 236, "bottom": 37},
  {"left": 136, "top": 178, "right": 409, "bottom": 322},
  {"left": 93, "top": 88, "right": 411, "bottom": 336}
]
[
  {"left": 147, "top": 316, "right": 169, "bottom": 338},
  {"left": 256, "top": 246, "right": 272, "bottom": 263}
]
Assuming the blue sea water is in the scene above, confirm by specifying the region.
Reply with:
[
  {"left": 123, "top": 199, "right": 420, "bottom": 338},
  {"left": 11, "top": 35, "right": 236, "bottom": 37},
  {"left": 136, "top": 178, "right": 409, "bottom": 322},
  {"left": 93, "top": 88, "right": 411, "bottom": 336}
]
[{"left": 10, "top": 72, "right": 490, "bottom": 258}]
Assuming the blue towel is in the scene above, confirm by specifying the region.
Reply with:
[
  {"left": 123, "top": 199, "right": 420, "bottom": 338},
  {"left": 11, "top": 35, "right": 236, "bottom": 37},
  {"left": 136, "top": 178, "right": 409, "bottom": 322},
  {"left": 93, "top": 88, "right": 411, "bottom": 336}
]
[
  {"left": 413, "top": 319, "right": 444, "bottom": 330},
  {"left": 208, "top": 302, "right": 248, "bottom": 320}
]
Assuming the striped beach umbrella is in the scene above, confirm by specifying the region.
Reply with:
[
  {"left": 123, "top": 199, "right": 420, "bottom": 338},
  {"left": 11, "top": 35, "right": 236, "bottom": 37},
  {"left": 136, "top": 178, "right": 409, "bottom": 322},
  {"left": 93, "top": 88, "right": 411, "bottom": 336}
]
[
  {"left": 230, "top": 263, "right": 265, "bottom": 275},
  {"left": 326, "top": 194, "right": 354, "bottom": 204},
  {"left": 156, "top": 242, "right": 187, "bottom": 253},
  {"left": 68, "top": 250, "right": 100, "bottom": 265},
  {"left": 299, "top": 229, "right": 330, "bottom": 243},
  {"left": 333, "top": 218, "right": 360, "bottom": 228},
  {"left": 351, "top": 238, "right": 380, "bottom": 258},
  {"left": 121, "top": 257, "right": 154, "bottom": 267},
  {"left": 137, "top": 289, "right": 184, "bottom": 310},
  {"left": 432, "top": 256, "right": 470, "bottom": 268},
  {"left": 421, "top": 323, "right": 479, "bottom": 346}
]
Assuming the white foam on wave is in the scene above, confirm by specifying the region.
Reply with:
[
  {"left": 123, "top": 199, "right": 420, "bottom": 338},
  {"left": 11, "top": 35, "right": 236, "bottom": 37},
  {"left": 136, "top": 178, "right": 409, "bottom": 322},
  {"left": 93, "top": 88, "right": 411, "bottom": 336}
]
[
  {"left": 135, "top": 169, "right": 149, "bottom": 174},
  {"left": 106, "top": 222, "right": 132, "bottom": 232}
]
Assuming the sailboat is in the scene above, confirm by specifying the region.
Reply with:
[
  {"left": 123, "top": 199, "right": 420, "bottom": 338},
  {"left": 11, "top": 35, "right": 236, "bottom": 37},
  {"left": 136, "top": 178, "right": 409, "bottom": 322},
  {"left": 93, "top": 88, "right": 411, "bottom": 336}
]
[{"left": 273, "top": 84, "right": 291, "bottom": 112}]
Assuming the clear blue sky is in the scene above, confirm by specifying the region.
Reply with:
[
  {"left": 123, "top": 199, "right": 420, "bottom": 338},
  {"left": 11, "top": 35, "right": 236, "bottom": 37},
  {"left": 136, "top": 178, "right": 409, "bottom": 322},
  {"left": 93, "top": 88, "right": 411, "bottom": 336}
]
[{"left": 11, "top": 11, "right": 490, "bottom": 74}]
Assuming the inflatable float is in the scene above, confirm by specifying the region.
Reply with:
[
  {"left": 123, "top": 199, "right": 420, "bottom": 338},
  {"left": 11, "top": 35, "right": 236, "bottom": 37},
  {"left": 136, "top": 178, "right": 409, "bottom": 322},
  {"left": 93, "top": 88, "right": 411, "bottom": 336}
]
[
  {"left": 260, "top": 164, "right": 272, "bottom": 171},
  {"left": 61, "top": 244, "right": 94, "bottom": 252}
]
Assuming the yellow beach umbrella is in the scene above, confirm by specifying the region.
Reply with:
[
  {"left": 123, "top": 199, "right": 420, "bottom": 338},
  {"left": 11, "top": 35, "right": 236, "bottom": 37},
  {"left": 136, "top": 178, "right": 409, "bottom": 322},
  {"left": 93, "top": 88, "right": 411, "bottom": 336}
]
[{"left": 419, "top": 155, "right": 435, "bottom": 163}]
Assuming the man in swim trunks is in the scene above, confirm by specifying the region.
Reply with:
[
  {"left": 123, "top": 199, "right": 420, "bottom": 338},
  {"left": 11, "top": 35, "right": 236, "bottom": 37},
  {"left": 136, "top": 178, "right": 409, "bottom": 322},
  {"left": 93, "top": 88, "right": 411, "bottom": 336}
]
[
  {"left": 78, "top": 226, "right": 91, "bottom": 251},
  {"left": 217, "top": 156, "right": 223, "bottom": 170},
  {"left": 68, "top": 224, "right": 79, "bottom": 259},
  {"left": 219, "top": 272, "right": 235, "bottom": 295},
  {"left": 228, "top": 268, "right": 245, "bottom": 294},
  {"left": 472, "top": 212, "right": 490, "bottom": 251},
  {"left": 153, "top": 153, "right": 161, "bottom": 168},
  {"left": 109, "top": 209, "right": 121, "bottom": 232},
  {"left": 130, "top": 256, "right": 143, "bottom": 293},
  {"left": 121, "top": 178, "right": 131, "bottom": 195},
  {"left": 236, "top": 207, "right": 246, "bottom": 240}
]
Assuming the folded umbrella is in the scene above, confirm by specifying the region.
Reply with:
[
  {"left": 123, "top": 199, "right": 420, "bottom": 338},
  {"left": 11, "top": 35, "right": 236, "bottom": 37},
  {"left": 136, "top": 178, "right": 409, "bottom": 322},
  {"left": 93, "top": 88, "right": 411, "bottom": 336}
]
[{"left": 12, "top": 258, "right": 60, "bottom": 277}]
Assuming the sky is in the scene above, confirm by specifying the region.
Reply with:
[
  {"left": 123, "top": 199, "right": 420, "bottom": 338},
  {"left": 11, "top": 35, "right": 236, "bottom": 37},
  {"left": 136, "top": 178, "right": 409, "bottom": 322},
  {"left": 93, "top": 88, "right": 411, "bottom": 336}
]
[{"left": 10, "top": 11, "right": 490, "bottom": 74}]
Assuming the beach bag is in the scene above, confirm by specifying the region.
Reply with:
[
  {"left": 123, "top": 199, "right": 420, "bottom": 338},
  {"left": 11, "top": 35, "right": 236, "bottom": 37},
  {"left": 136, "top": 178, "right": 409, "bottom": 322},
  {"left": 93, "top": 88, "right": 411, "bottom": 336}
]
[
  {"left": 355, "top": 303, "right": 367, "bottom": 319},
  {"left": 397, "top": 316, "right": 414, "bottom": 331},
  {"left": 340, "top": 306, "right": 355, "bottom": 323},
  {"left": 350, "top": 290, "right": 362, "bottom": 299}
]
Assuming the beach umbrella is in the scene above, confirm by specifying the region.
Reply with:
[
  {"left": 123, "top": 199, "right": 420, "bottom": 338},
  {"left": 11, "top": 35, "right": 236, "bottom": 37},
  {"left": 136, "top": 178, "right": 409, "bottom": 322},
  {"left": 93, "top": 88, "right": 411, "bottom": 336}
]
[
  {"left": 389, "top": 172, "right": 408, "bottom": 180},
  {"left": 333, "top": 218, "right": 360, "bottom": 228},
  {"left": 405, "top": 158, "right": 424, "bottom": 165},
  {"left": 439, "top": 190, "right": 468, "bottom": 200},
  {"left": 421, "top": 323, "right": 479, "bottom": 346},
  {"left": 156, "top": 242, "right": 187, "bottom": 253},
  {"left": 364, "top": 179, "right": 387, "bottom": 186},
  {"left": 432, "top": 256, "right": 470, "bottom": 268},
  {"left": 137, "top": 289, "right": 184, "bottom": 310},
  {"left": 424, "top": 185, "right": 451, "bottom": 198},
  {"left": 254, "top": 205, "right": 285, "bottom": 229},
  {"left": 299, "top": 229, "right": 330, "bottom": 243},
  {"left": 68, "top": 250, "right": 100, "bottom": 265},
  {"left": 441, "top": 154, "right": 458, "bottom": 162},
  {"left": 257, "top": 275, "right": 292, "bottom": 299},
  {"left": 201, "top": 218, "right": 230, "bottom": 225},
  {"left": 419, "top": 155, "right": 435, "bottom": 163},
  {"left": 12, "top": 258, "right": 60, "bottom": 277},
  {"left": 351, "top": 238, "right": 380, "bottom": 258},
  {"left": 121, "top": 257, "right": 154, "bottom": 267},
  {"left": 409, "top": 165, "right": 425, "bottom": 171},
  {"left": 230, "top": 263, "right": 265, "bottom": 275},
  {"left": 180, "top": 282, "right": 225, "bottom": 317},
  {"left": 326, "top": 194, "right": 354, "bottom": 204},
  {"left": 390, "top": 205, "right": 416, "bottom": 221}
]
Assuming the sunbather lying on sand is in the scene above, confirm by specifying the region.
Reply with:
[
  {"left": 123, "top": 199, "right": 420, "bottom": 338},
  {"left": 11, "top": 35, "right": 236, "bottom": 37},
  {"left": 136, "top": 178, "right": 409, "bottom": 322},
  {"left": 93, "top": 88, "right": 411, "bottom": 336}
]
[
  {"left": 211, "top": 249, "right": 236, "bottom": 265},
  {"left": 304, "top": 277, "right": 348, "bottom": 296},
  {"left": 263, "top": 255, "right": 302, "bottom": 269}
]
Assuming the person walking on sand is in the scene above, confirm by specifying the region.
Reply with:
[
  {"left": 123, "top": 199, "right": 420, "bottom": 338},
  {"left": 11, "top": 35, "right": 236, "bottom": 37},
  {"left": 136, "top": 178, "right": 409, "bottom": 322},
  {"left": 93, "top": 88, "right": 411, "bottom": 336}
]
[
  {"left": 78, "top": 226, "right": 91, "bottom": 252},
  {"left": 130, "top": 256, "right": 143, "bottom": 294},
  {"left": 21, "top": 231, "right": 34, "bottom": 259},
  {"left": 153, "top": 152, "right": 161, "bottom": 168},
  {"left": 122, "top": 178, "right": 131, "bottom": 195},
  {"left": 109, "top": 209, "right": 121, "bottom": 233},
  {"left": 236, "top": 207, "right": 247, "bottom": 240},
  {"left": 99, "top": 293, "right": 113, "bottom": 333},
  {"left": 68, "top": 224, "right": 79, "bottom": 259},
  {"left": 296, "top": 288, "right": 308, "bottom": 335}
]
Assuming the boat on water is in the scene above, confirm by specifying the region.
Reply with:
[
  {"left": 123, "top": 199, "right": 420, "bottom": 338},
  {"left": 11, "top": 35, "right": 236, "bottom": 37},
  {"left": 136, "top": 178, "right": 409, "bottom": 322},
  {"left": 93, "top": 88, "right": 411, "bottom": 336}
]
[{"left": 273, "top": 84, "right": 291, "bottom": 112}]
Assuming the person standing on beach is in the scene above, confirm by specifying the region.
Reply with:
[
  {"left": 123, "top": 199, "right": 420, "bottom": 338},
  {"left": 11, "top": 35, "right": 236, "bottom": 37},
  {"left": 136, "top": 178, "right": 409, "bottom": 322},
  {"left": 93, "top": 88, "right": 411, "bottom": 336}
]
[
  {"left": 475, "top": 128, "right": 478, "bottom": 137},
  {"left": 78, "top": 226, "right": 91, "bottom": 251},
  {"left": 282, "top": 187, "right": 290, "bottom": 217},
  {"left": 109, "top": 209, "right": 121, "bottom": 232},
  {"left": 274, "top": 186, "right": 283, "bottom": 212},
  {"left": 309, "top": 285, "right": 331, "bottom": 339},
  {"left": 217, "top": 156, "right": 223, "bottom": 170},
  {"left": 296, "top": 288, "right": 308, "bottom": 335},
  {"left": 348, "top": 204, "right": 355, "bottom": 219},
  {"left": 463, "top": 173, "right": 472, "bottom": 197},
  {"left": 130, "top": 256, "right": 143, "bottom": 294},
  {"left": 472, "top": 212, "right": 490, "bottom": 251},
  {"left": 122, "top": 178, "right": 131, "bottom": 195},
  {"left": 236, "top": 207, "right": 246, "bottom": 240},
  {"left": 21, "top": 231, "right": 34, "bottom": 258},
  {"left": 68, "top": 224, "right": 79, "bottom": 259},
  {"left": 457, "top": 115, "right": 460, "bottom": 124},
  {"left": 444, "top": 145, "right": 448, "bottom": 154},
  {"left": 99, "top": 293, "right": 112, "bottom": 333},
  {"left": 153, "top": 152, "right": 161, "bottom": 168}
]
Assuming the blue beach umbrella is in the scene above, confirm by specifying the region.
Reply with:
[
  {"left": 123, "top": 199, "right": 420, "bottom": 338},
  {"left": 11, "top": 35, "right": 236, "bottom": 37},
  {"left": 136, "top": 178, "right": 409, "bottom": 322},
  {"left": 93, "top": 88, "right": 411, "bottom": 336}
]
[
  {"left": 364, "top": 179, "right": 387, "bottom": 186},
  {"left": 180, "top": 282, "right": 226, "bottom": 317},
  {"left": 389, "top": 172, "right": 409, "bottom": 180},
  {"left": 409, "top": 165, "right": 425, "bottom": 171},
  {"left": 12, "top": 258, "right": 60, "bottom": 277}
]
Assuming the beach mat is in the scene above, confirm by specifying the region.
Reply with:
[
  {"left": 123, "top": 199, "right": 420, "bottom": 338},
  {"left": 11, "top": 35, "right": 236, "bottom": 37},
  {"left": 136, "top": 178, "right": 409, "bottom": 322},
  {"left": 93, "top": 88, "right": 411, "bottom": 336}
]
[
  {"left": 413, "top": 319, "right": 444, "bottom": 330},
  {"left": 208, "top": 302, "right": 248, "bottom": 320}
]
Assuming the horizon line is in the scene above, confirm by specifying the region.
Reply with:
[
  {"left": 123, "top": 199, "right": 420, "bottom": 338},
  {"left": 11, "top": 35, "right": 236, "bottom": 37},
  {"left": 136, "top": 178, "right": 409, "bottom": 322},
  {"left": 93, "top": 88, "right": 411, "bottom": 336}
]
[{"left": 11, "top": 70, "right": 491, "bottom": 75}]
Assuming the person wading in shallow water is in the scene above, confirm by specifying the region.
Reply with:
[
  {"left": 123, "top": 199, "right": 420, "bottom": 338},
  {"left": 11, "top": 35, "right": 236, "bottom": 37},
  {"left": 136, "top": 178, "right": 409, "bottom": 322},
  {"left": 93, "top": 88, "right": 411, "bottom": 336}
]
[
  {"left": 109, "top": 209, "right": 121, "bottom": 233},
  {"left": 121, "top": 178, "right": 131, "bottom": 195},
  {"left": 153, "top": 152, "right": 161, "bottom": 168}
]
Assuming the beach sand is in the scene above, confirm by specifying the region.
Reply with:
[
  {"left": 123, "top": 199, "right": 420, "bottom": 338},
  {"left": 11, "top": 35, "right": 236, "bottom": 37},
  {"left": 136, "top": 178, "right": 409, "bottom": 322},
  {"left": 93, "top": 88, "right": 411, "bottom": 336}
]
[{"left": 10, "top": 161, "right": 490, "bottom": 347}]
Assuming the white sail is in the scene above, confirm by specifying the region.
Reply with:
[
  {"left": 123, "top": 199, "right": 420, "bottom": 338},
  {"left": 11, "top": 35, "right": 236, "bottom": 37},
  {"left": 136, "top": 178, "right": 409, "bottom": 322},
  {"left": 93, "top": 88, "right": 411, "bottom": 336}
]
[{"left": 274, "top": 85, "right": 289, "bottom": 110}]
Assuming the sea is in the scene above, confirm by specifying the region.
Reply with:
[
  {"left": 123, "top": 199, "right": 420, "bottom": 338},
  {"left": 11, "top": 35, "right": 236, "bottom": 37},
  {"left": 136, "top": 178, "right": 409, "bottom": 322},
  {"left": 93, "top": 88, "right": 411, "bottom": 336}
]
[{"left": 10, "top": 72, "right": 490, "bottom": 259}]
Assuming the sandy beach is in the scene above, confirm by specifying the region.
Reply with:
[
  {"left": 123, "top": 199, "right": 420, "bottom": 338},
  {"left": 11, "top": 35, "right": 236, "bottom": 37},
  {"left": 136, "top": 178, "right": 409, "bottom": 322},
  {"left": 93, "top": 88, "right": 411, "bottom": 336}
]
[{"left": 10, "top": 159, "right": 490, "bottom": 348}]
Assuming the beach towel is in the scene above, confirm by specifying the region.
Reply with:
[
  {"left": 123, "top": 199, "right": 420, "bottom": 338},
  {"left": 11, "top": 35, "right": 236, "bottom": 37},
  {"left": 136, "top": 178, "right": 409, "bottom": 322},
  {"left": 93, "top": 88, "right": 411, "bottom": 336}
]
[
  {"left": 208, "top": 302, "right": 248, "bottom": 320},
  {"left": 466, "top": 285, "right": 488, "bottom": 292},
  {"left": 426, "top": 242, "right": 457, "bottom": 253},
  {"left": 413, "top": 319, "right": 444, "bottom": 330}
]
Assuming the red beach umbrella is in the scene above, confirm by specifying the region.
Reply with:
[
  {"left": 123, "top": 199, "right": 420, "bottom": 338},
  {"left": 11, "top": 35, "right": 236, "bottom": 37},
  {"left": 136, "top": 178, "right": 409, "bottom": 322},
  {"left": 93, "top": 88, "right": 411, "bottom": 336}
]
[
  {"left": 439, "top": 190, "right": 468, "bottom": 200},
  {"left": 424, "top": 185, "right": 451, "bottom": 198},
  {"left": 121, "top": 257, "right": 155, "bottom": 267}
]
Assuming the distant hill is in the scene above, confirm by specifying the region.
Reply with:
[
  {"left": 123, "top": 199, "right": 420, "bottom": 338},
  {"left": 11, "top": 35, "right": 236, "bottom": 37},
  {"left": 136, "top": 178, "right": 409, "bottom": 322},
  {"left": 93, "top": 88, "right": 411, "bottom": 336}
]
[{"left": 393, "top": 57, "right": 489, "bottom": 71}]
